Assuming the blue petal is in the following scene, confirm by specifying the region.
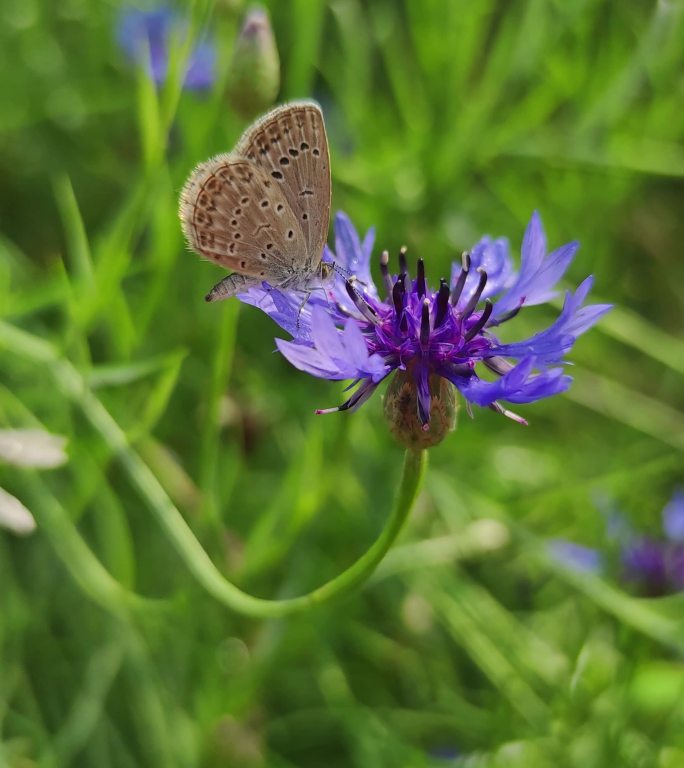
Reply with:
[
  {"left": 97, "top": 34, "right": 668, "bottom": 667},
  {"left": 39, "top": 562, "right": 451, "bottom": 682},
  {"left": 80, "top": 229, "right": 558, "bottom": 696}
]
[
  {"left": 663, "top": 489, "right": 684, "bottom": 542},
  {"left": 117, "top": 6, "right": 215, "bottom": 90},
  {"left": 275, "top": 338, "right": 346, "bottom": 379},
  {"left": 184, "top": 39, "right": 216, "bottom": 90},
  {"left": 276, "top": 305, "right": 388, "bottom": 382},
  {"left": 490, "top": 277, "right": 612, "bottom": 364},
  {"left": 451, "top": 236, "right": 513, "bottom": 309},
  {"left": 311, "top": 305, "right": 347, "bottom": 365},
  {"left": 492, "top": 212, "right": 577, "bottom": 318},
  {"left": 548, "top": 539, "right": 603, "bottom": 574},
  {"left": 238, "top": 284, "right": 314, "bottom": 341},
  {"left": 522, "top": 210, "right": 547, "bottom": 274},
  {"left": 343, "top": 318, "right": 373, "bottom": 371},
  {"left": 330, "top": 212, "right": 378, "bottom": 297},
  {"left": 362, "top": 227, "right": 376, "bottom": 266},
  {"left": 334, "top": 212, "right": 369, "bottom": 277},
  {"left": 447, "top": 357, "right": 571, "bottom": 407}
]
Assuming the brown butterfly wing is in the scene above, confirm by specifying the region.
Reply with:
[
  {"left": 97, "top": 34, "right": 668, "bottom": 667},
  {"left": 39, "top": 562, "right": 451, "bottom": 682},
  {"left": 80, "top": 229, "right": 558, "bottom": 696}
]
[
  {"left": 179, "top": 155, "right": 306, "bottom": 281},
  {"left": 235, "top": 101, "right": 331, "bottom": 272}
]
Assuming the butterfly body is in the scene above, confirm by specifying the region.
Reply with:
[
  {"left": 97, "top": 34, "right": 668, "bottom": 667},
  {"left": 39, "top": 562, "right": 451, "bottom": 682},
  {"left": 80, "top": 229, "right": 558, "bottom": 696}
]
[{"left": 179, "top": 101, "right": 331, "bottom": 301}]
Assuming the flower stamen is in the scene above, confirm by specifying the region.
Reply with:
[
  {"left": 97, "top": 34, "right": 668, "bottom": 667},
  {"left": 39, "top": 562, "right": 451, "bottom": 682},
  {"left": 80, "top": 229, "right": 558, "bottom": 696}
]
[
  {"left": 434, "top": 279, "right": 450, "bottom": 327},
  {"left": 380, "top": 250, "right": 393, "bottom": 299},
  {"left": 392, "top": 274, "right": 405, "bottom": 317},
  {"left": 416, "top": 258, "right": 426, "bottom": 298},
  {"left": 484, "top": 356, "right": 514, "bottom": 376},
  {"left": 489, "top": 401, "right": 528, "bottom": 426},
  {"left": 399, "top": 246, "right": 408, "bottom": 277},
  {"left": 460, "top": 268, "right": 488, "bottom": 319},
  {"left": 464, "top": 299, "right": 493, "bottom": 341},
  {"left": 344, "top": 280, "right": 380, "bottom": 325},
  {"left": 487, "top": 299, "right": 525, "bottom": 327},
  {"left": 420, "top": 298, "right": 431, "bottom": 348},
  {"left": 450, "top": 251, "right": 471, "bottom": 306}
]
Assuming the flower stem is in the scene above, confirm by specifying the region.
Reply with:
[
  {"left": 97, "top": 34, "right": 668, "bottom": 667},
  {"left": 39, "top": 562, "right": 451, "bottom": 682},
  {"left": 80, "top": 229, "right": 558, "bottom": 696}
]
[{"left": 0, "top": 321, "right": 427, "bottom": 618}]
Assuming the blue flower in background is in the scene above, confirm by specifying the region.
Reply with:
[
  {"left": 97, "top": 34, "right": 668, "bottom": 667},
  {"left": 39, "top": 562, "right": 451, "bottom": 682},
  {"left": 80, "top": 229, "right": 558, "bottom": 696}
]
[
  {"left": 548, "top": 539, "right": 603, "bottom": 574},
  {"left": 241, "top": 211, "right": 611, "bottom": 425},
  {"left": 117, "top": 7, "right": 215, "bottom": 90},
  {"left": 551, "top": 489, "right": 684, "bottom": 595}
]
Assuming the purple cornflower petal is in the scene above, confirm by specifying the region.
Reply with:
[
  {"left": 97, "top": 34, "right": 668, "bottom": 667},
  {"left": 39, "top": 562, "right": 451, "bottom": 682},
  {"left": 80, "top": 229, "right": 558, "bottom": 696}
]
[
  {"left": 556, "top": 492, "right": 684, "bottom": 596},
  {"left": 451, "top": 236, "right": 513, "bottom": 309},
  {"left": 491, "top": 212, "right": 577, "bottom": 318},
  {"left": 332, "top": 211, "right": 377, "bottom": 294},
  {"left": 622, "top": 536, "right": 669, "bottom": 594},
  {"left": 117, "top": 6, "right": 215, "bottom": 91},
  {"left": 491, "top": 277, "right": 612, "bottom": 365},
  {"left": 451, "top": 358, "right": 571, "bottom": 407},
  {"left": 239, "top": 282, "right": 334, "bottom": 346},
  {"left": 548, "top": 539, "right": 603, "bottom": 574},
  {"left": 663, "top": 489, "right": 684, "bottom": 542},
  {"left": 666, "top": 544, "right": 684, "bottom": 590},
  {"left": 276, "top": 306, "right": 389, "bottom": 382},
  {"left": 234, "top": 211, "right": 609, "bottom": 428},
  {"left": 183, "top": 39, "right": 216, "bottom": 90}
]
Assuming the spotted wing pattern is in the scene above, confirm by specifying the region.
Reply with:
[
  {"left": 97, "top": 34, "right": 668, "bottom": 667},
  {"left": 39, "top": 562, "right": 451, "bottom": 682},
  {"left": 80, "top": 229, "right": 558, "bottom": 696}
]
[
  {"left": 236, "top": 101, "right": 331, "bottom": 272},
  {"left": 179, "top": 156, "right": 306, "bottom": 281}
]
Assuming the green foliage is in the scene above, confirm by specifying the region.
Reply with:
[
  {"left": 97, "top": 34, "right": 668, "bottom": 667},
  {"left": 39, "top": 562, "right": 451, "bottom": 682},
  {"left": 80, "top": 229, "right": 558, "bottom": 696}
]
[{"left": 1, "top": 0, "right": 684, "bottom": 765}]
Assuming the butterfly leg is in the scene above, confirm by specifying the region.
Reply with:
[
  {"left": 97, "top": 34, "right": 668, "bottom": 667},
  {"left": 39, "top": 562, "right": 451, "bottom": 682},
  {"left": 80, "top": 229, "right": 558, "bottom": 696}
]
[
  {"left": 295, "top": 291, "right": 313, "bottom": 330},
  {"left": 205, "top": 274, "right": 261, "bottom": 302}
]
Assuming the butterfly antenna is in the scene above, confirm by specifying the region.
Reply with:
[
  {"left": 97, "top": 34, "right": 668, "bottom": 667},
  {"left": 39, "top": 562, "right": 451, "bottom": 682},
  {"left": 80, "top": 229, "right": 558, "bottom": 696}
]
[
  {"left": 332, "top": 261, "right": 371, "bottom": 291},
  {"left": 332, "top": 261, "right": 352, "bottom": 279}
]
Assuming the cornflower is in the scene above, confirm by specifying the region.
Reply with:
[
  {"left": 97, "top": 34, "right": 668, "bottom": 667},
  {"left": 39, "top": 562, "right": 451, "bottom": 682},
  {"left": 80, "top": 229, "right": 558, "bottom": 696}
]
[{"left": 239, "top": 211, "right": 610, "bottom": 447}]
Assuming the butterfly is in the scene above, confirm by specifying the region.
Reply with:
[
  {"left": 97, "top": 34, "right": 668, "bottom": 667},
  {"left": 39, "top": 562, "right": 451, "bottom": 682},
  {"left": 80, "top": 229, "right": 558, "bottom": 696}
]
[{"left": 179, "top": 101, "right": 332, "bottom": 302}]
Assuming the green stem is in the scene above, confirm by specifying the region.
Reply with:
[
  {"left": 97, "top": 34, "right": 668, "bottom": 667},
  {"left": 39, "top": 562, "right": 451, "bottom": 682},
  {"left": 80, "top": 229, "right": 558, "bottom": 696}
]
[{"left": 1, "top": 321, "right": 427, "bottom": 618}]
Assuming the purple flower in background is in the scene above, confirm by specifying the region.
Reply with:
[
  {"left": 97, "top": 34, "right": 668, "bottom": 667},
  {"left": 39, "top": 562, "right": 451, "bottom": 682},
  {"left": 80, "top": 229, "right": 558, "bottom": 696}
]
[
  {"left": 241, "top": 211, "right": 610, "bottom": 431},
  {"left": 117, "top": 7, "right": 215, "bottom": 90},
  {"left": 621, "top": 537, "right": 668, "bottom": 593},
  {"left": 551, "top": 489, "right": 684, "bottom": 595}
]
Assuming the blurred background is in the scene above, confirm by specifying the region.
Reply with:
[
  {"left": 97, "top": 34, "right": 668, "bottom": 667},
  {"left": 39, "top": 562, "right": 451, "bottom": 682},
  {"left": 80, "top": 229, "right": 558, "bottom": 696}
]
[{"left": 1, "top": 0, "right": 684, "bottom": 765}]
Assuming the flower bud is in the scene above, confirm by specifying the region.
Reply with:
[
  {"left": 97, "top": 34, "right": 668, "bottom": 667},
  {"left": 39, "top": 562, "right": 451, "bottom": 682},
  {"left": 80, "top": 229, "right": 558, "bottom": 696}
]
[
  {"left": 226, "top": 6, "right": 280, "bottom": 120},
  {"left": 383, "top": 369, "right": 457, "bottom": 449}
]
